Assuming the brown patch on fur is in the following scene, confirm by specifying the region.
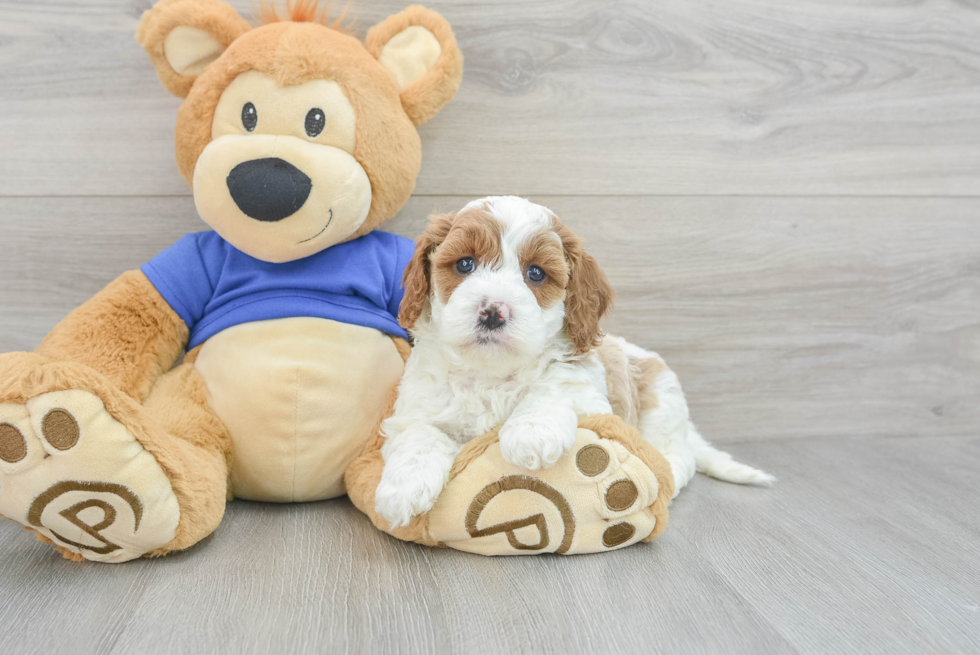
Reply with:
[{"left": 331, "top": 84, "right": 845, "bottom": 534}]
[
  {"left": 636, "top": 356, "right": 667, "bottom": 412},
  {"left": 365, "top": 6, "right": 464, "bottom": 126},
  {"left": 398, "top": 212, "right": 455, "bottom": 329},
  {"left": 399, "top": 208, "right": 504, "bottom": 328},
  {"left": 430, "top": 208, "right": 503, "bottom": 305},
  {"left": 596, "top": 340, "right": 670, "bottom": 427},
  {"left": 258, "top": 0, "right": 350, "bottom": 32},
  {"left": 518, "top": 228, "right": 569, "bottom": 309},
  {"left": 35, "top": 271, "right": 188, "bottom": 402},
  {"left": 552, "top": 218, "right": 616, "bottom": 354},
  {"left": 596, "top": 339, "right": 641, "bottom": 427}
]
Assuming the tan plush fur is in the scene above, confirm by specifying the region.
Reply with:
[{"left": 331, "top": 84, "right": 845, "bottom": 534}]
[
  {"left": 343, "top": 336, "right": 415, "bottom": 542},
  {"left": 390, "top": 336, "right": 412, "bottom": 363},
  {"left": 136, "top": 0, "right": 251, "bottom": 98},
  {"left": 365, "top": 6, "right": 464, "bottom": 126},
  {"left": 258, "top": 0, "right": 350, "bottom": 29},
  {"left": 3, "top": 1, "right": 463, "bottom": 561},
  {"left": 141, "top": 363, "right": 233, "bottom": 554},
  {"left": 345, "top": 382, "right": 440, "bottom": 547},
  {"left": 29, "top": 528, "right": 87, "bottom": 562},
  {"left": 144, "top": 6, "right": 463, "bottom": 239},
  {"left": 34, "top": 271, "right": 188, "bottom": 402},
  {"left": 578, "top": 414, "right": 674, "bottom": 541},
  {"left": 0, "top": 351, "right": 231, "bottom": 557},
  {"left": 347, "top": 408, "right": 673, "bottom": 550},
  {"left": 174, "top": 21, "right": 420, "bottom": 237}
]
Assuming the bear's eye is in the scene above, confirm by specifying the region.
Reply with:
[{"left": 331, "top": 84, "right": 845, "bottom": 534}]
[
  {"left": 305, "top": 108, "right": 325, "bottom": 137},
  {"left": 455, "top": 257, "right": 476, "bottom": 275},
  {"left": 526, "top": 265, "right": 546, "bottom": 284},
  {"left": 241, "top": 102, "right": 257, "bottom": 132}
]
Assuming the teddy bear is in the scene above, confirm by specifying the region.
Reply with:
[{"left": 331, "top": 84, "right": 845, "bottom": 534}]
[
  {"left": 0, "top": 0, "right": 463, "bottom": 562},
  {"left": 0, "top": 0, "right": 674, "bottom": 562}
]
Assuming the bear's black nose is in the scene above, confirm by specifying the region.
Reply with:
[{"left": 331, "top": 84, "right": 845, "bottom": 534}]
[{"left": 226, "top": 157, "right": 312, "bottom": 222}]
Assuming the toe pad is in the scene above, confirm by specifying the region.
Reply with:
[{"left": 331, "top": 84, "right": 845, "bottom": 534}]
[{"left": 427, "top": 426, "right": 667, "bottom": 556}]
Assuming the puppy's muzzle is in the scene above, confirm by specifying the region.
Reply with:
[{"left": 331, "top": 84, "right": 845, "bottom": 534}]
[{"left": 478, "top": 302, "right": 510, "bottom": 331}]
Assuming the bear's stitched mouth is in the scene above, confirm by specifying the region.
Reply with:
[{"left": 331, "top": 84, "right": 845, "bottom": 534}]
[{"left": 298, "top": 209, "right": 333, "bottom": 244}]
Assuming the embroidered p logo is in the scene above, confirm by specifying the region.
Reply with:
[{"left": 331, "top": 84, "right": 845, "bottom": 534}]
[
  {"left": 464, "top": 475, "right": 576, "bottom": 554},
  {"left": 28, "top": 481, "right": 144, "bottom": 555}
]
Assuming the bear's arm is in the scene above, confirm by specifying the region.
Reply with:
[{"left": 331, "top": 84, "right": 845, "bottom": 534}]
[{"left": 35, "top": 270, "right": 188, "bottom": 402}]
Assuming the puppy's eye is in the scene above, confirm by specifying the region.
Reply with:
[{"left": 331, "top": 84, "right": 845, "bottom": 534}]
[
  {"left": 305, "top": 108, "right": 325, "bottom": 137},
  {"left": 526, "top": 265, "right": 546, "bottom": 283},
  {"left": 242, "top": 102, "right": 257, "bottom": 132},
  {"left": 455, "top": 257, "right": 476, "bottom": 275}
]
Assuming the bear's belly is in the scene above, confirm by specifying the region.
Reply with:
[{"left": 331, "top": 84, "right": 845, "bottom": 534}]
[{"left": 194, "top": 317, "right": 404, "bottom": 502}]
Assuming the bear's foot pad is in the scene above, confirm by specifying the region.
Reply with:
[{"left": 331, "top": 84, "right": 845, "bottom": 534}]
[
  {"left": 0, "top": 390, "right": 179, "bottom": 563},
  {"left": 427, "top": 428, "right": 662, "bottom": 555}
]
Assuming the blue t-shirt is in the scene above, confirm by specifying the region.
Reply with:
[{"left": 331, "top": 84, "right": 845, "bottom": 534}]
[{"left": 141, "top": 230, "right": 414, "bottom": 349}]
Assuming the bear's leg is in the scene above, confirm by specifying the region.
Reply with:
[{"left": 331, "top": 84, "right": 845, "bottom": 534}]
[
  {"left": 139, "top": 360, "right": 231, "bottom": 556},
  {"left": 432, "top": 415, "right": 676, "bottom": 555},
  {"left": 348, "top": 413, "right": 676, "bottom": 556},
  {"left": 0, "top": 354, "right": 230, "bottom": 562}
]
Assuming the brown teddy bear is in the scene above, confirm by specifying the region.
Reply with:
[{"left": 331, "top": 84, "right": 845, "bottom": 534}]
[
  {"left": 0, "top": 0, "right": 463, "bottom": 562},
  {"left": 0, "top": 0, "right": 673, "bottom": 562}
]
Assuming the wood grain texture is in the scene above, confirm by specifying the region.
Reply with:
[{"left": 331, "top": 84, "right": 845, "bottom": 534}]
[
  {"left": 1, "top": 195, "right": 976, "bottom": 442},
  {"left": 1, "top": 0, "right": 978, "bottom": 652},
  {"left": 1, "top": 436, "right": 978, "bottom": 655},
  {"left": 684, "top": 436, "right": 980, "bottom": 655},
  {"left": 1, "top": 0, "right": 979, "bottom": 196}
]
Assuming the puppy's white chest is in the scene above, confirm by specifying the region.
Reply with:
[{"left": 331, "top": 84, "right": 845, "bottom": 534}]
[{"left": 439, "top": 375, "right": 527, "bottom": 442}]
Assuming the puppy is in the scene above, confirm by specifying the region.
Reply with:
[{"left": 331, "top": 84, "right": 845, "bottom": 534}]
[{"left": 375, "top": 197, "right": 773, "bottom": 528}]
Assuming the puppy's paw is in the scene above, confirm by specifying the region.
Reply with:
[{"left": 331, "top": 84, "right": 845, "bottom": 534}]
[
  {"left": 499, "top": 410, "right": 578, "bottom": 470},
  {"left": 375, "top": 457, "right": 452, "bottom": 529},
  {"left": 375, "top": 477, "right": 421, "bottom": 529}
]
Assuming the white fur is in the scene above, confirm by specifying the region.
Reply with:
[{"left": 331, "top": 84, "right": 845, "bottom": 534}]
[
  {"left": 608, "top": 336, "right": 776, "bottom": 492},
  {"left": 375, "top": 197, "right": 773, "bottom": 528}
]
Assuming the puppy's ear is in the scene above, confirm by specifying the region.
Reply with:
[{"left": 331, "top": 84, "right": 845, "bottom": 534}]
[
  {"left": 558, "top": 222, "right": 616, "bottom": 354},
  {"left": 136, "top": 0, "right": 250, "bottom": 98},
  {"left": 399, "top": 212, "right": 456, "bottom": 329}
]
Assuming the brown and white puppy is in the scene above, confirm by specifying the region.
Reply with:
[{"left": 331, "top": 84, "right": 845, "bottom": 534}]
[{"left": 375, "top": 197, "right": 773, "bottom": 528}]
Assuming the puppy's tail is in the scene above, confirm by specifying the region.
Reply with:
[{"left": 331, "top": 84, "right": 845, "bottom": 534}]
[{"left": 689, "top": 424, "right": 776, "bottom": 486}]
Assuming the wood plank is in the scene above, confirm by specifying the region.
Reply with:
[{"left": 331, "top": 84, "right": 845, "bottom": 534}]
[
  {"left": 676, "top": 435, "right": 980, "bottom": 654},
  {"left": 1, "top": 0, "right": 979, "bottom": 197},
  {"left": 105, "top": 501, "right": 793, "bottom": 655},
  {"left": 1, "top": 436, "right": 978, "bottom": 654},
  {"left": 1, "top": 195, "right": 976, "bottom": 442}
]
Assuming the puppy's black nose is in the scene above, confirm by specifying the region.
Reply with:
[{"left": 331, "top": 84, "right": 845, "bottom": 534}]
[
  {"left": 226, "top": 157, "right": 312, "bottom": 222},
  {"left": 478, "top": 304, "right": 507, "bottom": 331}
]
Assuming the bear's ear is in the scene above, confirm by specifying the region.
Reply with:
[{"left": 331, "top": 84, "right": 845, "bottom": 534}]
[
  {"left": 366, "top": 6, "right": 464, "bottom": 126},
  {"left": 136, "top": 0, "right": 251, "bottom": 98}
]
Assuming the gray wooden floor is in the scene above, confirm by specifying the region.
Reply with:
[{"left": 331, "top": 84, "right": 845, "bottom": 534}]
[{"left": 1, "top": 1, "right": 979, "bottom": 653}]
